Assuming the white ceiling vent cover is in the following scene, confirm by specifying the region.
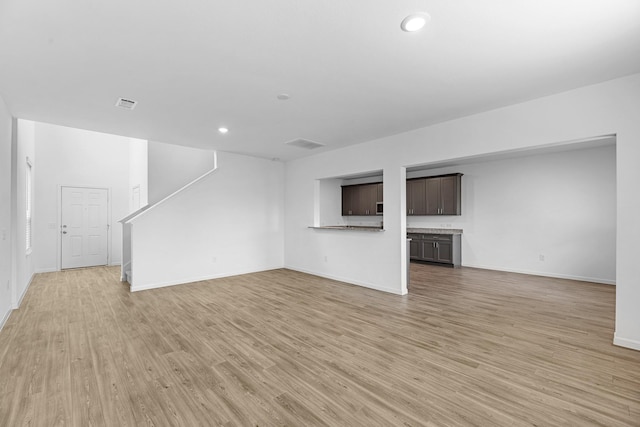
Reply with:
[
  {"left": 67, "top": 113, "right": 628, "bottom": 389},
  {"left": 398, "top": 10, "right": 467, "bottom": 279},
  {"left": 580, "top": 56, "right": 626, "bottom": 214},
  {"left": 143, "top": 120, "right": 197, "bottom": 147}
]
[
  {"left": 285, "top": 138, "right": 325, "bottom": 150},
  {"left": 115, "top": 97, "right": 138, "bottom": 110}
]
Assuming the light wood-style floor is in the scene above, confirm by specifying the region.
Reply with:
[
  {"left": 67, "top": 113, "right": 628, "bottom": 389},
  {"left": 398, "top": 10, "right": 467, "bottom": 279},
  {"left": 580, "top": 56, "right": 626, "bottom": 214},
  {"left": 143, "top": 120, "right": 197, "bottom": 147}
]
[{"left": 1, "top": 264, "right": 639, "bottom": 426}]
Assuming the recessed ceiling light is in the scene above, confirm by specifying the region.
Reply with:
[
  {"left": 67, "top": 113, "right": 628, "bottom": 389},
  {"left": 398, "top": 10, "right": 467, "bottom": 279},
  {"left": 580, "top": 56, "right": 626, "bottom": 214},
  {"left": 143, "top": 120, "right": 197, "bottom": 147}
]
[
  {"left": 218, "top": 127, "right": 229, "bottom": 134},
  {"left": 400, "top": 13, "right": 430, "bottom": 32},
  {"left": 277, "top": 93, "right": 291, "bottom": 101}
]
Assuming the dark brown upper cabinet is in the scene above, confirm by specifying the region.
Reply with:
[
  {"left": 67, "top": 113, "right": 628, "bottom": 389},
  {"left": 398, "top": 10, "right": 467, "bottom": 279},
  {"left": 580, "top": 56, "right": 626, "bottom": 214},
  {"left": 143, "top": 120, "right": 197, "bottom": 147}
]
[
  {"left": 342, "top": 182, "right": 382, "bottom": 216},
  {"left": 406, "top": 179, "right": 427, "bottom": 215},
  {"left": 407, "top": 173, "right": 462, "bottom": 216}
]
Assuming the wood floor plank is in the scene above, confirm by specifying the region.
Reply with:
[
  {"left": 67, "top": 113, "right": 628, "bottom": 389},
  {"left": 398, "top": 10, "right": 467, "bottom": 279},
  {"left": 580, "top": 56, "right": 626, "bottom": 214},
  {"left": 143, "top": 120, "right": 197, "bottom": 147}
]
[{"left": 1, "top": 264, "right": 639, "bottom": 426}]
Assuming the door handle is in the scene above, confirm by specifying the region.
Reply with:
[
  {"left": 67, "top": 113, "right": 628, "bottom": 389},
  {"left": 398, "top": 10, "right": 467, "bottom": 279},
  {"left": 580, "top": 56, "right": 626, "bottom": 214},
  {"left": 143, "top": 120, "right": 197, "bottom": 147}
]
[{"left": 62, "top": 231, "right": 67, "bottom": 234}]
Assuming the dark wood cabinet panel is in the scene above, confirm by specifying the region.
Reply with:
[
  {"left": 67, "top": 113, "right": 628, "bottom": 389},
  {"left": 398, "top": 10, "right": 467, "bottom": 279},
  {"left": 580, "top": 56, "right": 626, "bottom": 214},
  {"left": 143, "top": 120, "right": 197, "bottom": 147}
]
[
  {"left": 439, "top": 175, "right": 461, "bottom": 215},
  {"left": 409, "top": 239, "right": 421, "bottom": 260},
  {"left": 342, "top": 182, "right": 382, "bottom": 216},
  {"left": 407, "top": 179, "right": 426, "bottom": 215},
  {"left": 377, "top": 183, "right": 383, "bottom": 203},
  {"left": 359, "top": 184, "right": 378, "bottom": 216},
  {"left": 425, "top": 177, "right": 441, "bottom": 215},
  {"left": 342, "top": 185, "right": 356, "bottom": 216},
  {"left": 408, "top": 233, "right": 461, "bottom": 267},
  {"left": 407, "top": 173, "right": 462, "bottom": 216},
  {"left": 408, "top": 233, "right": 421, "bottom": 259}
]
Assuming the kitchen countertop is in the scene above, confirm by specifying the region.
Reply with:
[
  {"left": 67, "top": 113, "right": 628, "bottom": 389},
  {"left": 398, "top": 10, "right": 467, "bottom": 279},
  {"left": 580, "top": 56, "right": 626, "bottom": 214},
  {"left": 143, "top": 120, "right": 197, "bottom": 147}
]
[
  {"left": 309, "top": 225, "right": 385, "bottom": 232},
  {"left": 407, "top": 228, "right": 463, "bottom": 235}
]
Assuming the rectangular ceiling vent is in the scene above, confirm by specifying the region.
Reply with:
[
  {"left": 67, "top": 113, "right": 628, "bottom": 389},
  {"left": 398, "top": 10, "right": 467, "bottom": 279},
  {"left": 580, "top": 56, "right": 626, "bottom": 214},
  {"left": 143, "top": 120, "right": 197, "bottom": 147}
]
[
  {"left": 115, "top": 97, "right": 138, "bottom": 110},
  {"left": 285, "top": 138, "right": 325, "bottom": 150}
]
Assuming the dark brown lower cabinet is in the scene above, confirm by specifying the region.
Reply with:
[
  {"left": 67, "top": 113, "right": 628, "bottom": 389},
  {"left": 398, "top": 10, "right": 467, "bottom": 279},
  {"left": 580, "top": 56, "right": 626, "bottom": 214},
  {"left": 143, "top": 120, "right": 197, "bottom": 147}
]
[{"left": 408, "top": 233, "right": 461, "bottom": 267}]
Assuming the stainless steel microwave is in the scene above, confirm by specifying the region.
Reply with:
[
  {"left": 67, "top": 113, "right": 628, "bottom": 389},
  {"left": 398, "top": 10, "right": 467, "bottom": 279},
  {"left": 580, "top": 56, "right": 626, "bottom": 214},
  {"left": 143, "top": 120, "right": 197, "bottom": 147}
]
[{"left": 376, "top": 202, "right": 383, "bottom": 215}]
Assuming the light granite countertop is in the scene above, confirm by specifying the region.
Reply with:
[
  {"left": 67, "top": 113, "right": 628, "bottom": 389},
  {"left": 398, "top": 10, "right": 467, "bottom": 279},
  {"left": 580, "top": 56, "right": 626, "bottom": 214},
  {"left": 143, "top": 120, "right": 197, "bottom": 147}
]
[
  {"left": 309, "top": 226, "right": 385, "bottom": 232},
  {"left": 407, "top": 228, "right": 463, "bottom": 235}
]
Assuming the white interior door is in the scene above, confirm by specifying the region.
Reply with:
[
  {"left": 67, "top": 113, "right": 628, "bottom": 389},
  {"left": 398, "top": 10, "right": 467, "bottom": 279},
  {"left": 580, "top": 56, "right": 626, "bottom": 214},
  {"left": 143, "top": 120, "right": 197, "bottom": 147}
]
[{"left": 61, "top": 187, "right": 109, "bottom": 269}]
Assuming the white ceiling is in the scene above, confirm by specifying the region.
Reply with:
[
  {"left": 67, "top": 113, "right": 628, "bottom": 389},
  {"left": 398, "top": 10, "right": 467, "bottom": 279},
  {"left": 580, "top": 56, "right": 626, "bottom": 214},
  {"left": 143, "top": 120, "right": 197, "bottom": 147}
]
[{"left": 1, "top": 0, "right": 639, "bottom": 161}]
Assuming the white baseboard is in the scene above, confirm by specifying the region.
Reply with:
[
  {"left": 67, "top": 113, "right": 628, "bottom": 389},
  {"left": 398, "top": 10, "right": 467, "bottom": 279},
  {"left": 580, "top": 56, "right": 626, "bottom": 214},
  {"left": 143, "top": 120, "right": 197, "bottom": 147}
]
[
  {"left": 0, "top": 307, "right": 11, "bottom": 331},
  {"left": 462, "top": 263, "right": 615, "bottom": 285},
  {"left": 614, "top": 334, "right": 640, "bottom": 351},
  {"left": 14, "top": 272, "right": 34, "bottom": 309},
  {"left": 130, "top": 265, "right": 285, "bottom": 292},
  {"left": 285, "top": 266, "right": 406, "bottom": 295},
  {"left": 38, "top": 263, "right": 120, "bottom": 274},
  {"left": 2, "top": 272, "right": 36, "bottom": 331}
]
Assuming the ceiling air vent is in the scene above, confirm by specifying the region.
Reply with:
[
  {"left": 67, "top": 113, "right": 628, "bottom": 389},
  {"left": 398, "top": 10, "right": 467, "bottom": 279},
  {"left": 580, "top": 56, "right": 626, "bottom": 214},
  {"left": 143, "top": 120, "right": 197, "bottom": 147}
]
[
  {"left": 285, "top": 138, "right": 325, "bottom": 150},
  {"left": 115, "top": 97, "right": 138, "bottom": 110}
]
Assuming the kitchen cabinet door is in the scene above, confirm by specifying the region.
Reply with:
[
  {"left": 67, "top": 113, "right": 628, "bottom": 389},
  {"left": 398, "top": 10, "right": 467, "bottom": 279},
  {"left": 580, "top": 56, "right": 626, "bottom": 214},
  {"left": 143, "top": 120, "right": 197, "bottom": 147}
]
[
  {"left": 408, "top": 234, "right": 422, "bottom": 260},
  {"left": 407, "top": 179, "right": 426, "bottom": 215},
  {"left": 421, "top": 238, "right": 438, "bottom": 262},
  {"left": 434, "top": 239, "right": 453, "bottom": 263},
  {"left": 358, "top": 184, "right": 378, "bottom": 215},
  {"left": 342, "top": 185, "right": 356, "bottom": 216},
  {"left": 440, "top": 175, "right": 461, "bottom": 215},
  {"left": 425, "top": 177, "right": 441, "bottom": 215}
]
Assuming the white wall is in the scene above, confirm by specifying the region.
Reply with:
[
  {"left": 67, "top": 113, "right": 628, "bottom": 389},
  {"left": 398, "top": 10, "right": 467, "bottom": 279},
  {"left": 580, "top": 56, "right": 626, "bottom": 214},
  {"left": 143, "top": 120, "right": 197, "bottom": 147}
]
[
  {"left": 14, "top": 120, "right": 35, "bottom": 310},
  {"left": 130, "top": 151, "right": 284, "bottom": 291},
  {"left": 33, "top": 122, "right": 130, "bottom": 271},
  {"left": 405, "top": 144, "right": 616, "bottom": 284},
  {"left": 0, "top": 96, "right": 12, "bottom": 328},
  {"left": 147, "top": 141, "right": 217, "bottom": 204},
  {"left": 284, "top": 73, "right": 640, "bottom": 350},
  {"left": 129, "top": 138, "right": 148, "bottom": 212}
]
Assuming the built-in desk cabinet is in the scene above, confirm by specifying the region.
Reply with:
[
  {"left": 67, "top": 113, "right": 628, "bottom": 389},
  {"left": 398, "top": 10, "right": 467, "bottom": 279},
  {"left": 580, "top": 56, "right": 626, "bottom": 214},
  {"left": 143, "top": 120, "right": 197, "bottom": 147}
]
[{"left": 408, "top": 233, "right": 461, "bottom": 267}]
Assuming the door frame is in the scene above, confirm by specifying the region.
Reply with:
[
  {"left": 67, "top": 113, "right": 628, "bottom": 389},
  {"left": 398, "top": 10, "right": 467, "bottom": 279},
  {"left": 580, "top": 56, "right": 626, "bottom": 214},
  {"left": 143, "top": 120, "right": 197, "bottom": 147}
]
[{"left": 57, "top": 185, "right": 112, "bottom": 271}]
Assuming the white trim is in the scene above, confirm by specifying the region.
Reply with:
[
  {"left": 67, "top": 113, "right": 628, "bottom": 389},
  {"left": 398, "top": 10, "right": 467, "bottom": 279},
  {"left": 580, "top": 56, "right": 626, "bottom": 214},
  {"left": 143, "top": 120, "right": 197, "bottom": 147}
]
[
  {"left": 130, "top": 265, "right": 283, "bottom": 292},
  {"left": 123, "top": 153, "right": 218, "bottom": 224},
  {"left": 614, "top": 334, "right": 640, "bottom": 351},
  {"left": 34, "top": 267, "right": 58, "bottom": 274},
  {"left": 13, "top": 271, "right": 33, "bottom": 310},
  {"left": 0, "top": 307, "right": 11, "bottom": 331},
  {"left": 462, "top": 263, "right": 615, "bottom": 285},
  {"left": 285, "top": 267, "right": 406, "bottom": 295},
  {"left": 25, "top": 156, "right": 32, "bottom": 253},
  {"left": 2, "top": 272, "right": 35, "bottom": 330}
]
